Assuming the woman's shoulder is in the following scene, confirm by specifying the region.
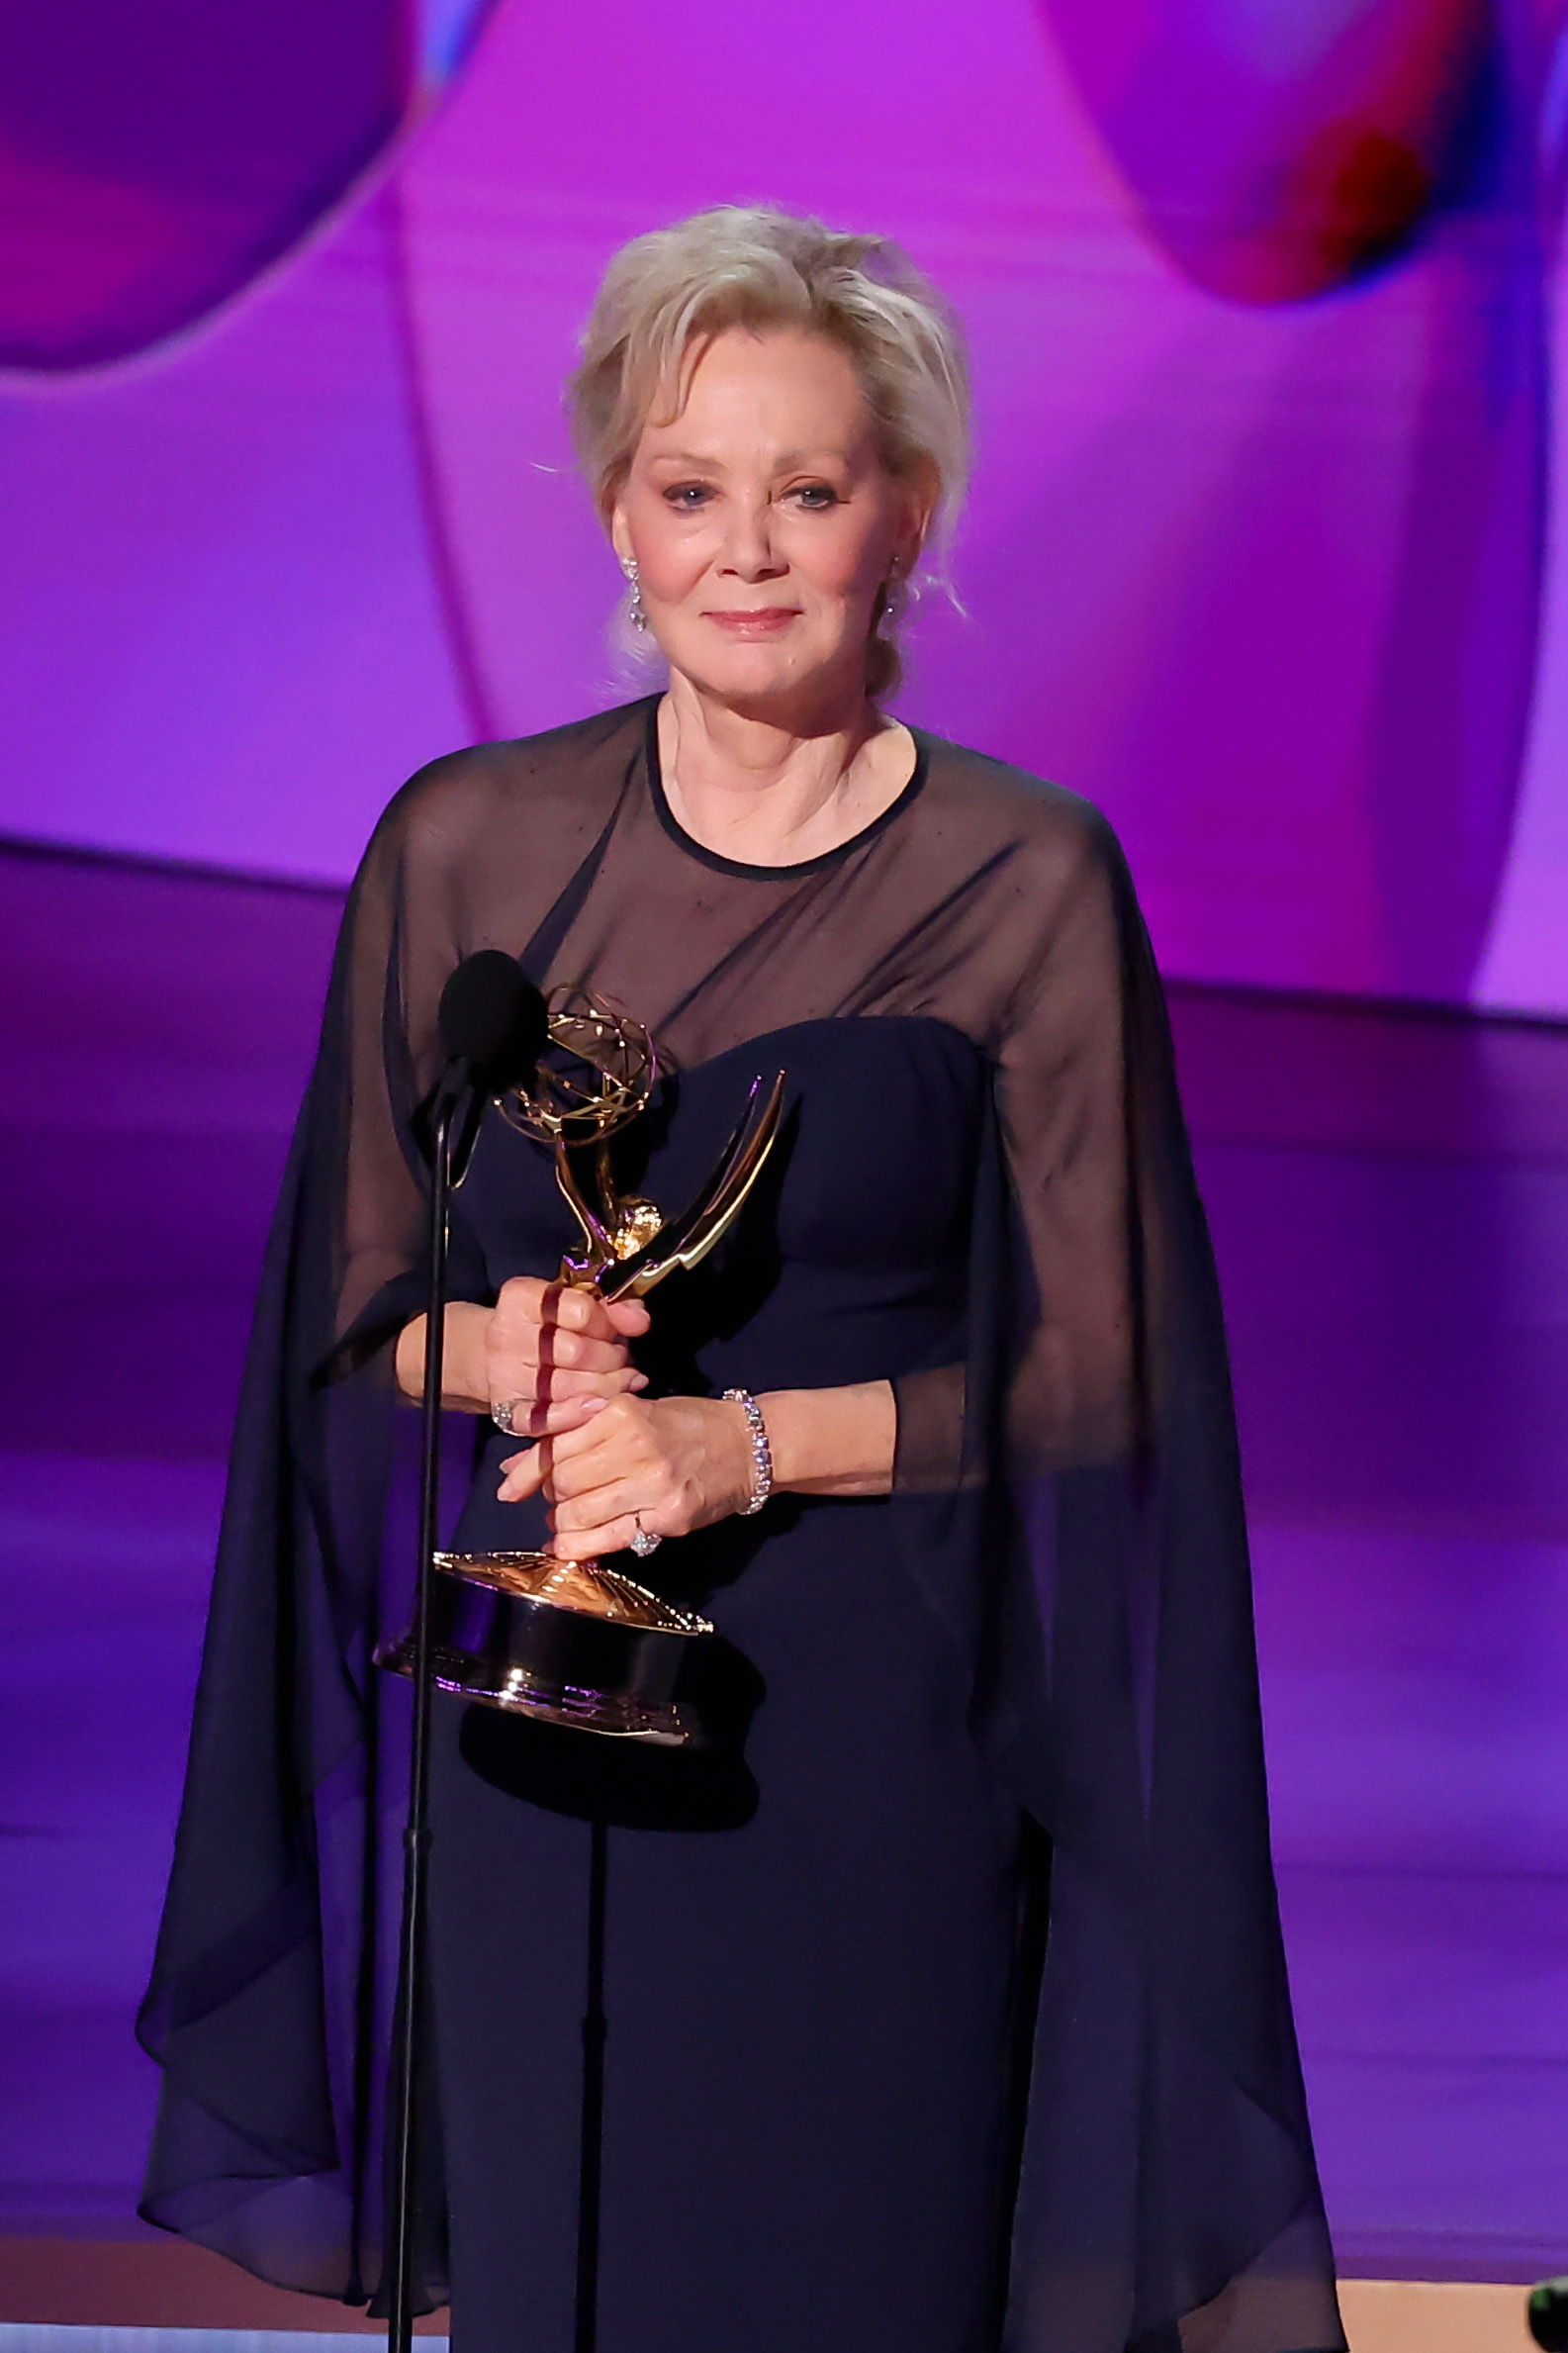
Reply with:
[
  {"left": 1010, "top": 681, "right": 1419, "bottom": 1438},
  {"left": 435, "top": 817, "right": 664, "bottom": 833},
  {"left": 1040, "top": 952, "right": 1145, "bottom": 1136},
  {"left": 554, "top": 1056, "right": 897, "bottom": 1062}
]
[
  {"left": 367, "top": 699, "right": 653, "bottom": 866},
  {"left": 911, "top": 728, "right": 1126, "bottom": 879}
]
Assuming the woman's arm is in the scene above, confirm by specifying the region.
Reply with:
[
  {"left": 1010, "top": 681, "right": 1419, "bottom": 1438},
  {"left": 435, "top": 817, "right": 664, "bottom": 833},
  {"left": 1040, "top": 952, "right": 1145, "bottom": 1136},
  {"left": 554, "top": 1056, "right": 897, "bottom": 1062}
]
[
  {"left": 759, "top": 1381, "right": 896, "bottom": 1497},
  {"left": 394, "top": 1302, "right": 497, "bottom": 1413},
  {"left": 495, "top": 1380, "right": 897, "bottom": 1560}
]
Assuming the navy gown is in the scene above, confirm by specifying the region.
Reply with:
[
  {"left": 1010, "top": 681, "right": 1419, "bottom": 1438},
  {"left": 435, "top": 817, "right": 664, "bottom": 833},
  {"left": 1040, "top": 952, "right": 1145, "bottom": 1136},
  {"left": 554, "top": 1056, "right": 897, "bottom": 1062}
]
[
  {"left": 433, "top": 1016, "right": 1029, "bottom": 2353},
  {"left": 138, "top": 698, "right": 1344, "bottom": 2353}
]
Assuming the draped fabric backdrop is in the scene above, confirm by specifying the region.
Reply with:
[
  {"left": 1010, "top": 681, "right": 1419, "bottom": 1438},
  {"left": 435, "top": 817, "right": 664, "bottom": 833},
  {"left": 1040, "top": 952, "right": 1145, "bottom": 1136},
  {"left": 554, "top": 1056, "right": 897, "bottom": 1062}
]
[{"left": 1, "top": 0, "right": 1566, "bottom": 1014}]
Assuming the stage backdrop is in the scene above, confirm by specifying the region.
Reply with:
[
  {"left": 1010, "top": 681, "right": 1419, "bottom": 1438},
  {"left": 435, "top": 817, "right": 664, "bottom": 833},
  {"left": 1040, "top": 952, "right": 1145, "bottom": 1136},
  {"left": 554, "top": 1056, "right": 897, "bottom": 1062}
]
[{"left": 1, "top": 0, "right": 1565, "bottom": 1013}]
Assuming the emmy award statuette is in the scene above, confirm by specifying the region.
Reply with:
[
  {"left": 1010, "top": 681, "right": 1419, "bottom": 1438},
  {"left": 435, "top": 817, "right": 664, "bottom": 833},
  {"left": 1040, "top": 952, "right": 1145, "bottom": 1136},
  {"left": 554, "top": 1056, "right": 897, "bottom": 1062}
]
[{"left": 378, "top": 989, "right": 784, "bottom": 1746}]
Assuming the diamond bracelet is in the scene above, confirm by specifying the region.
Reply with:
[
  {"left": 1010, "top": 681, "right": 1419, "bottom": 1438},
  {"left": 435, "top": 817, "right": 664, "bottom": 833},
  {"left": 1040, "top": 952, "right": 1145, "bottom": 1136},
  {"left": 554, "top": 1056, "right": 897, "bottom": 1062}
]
[{"left": 722, "top": 1387, "right": 774, "bottom": 1516}]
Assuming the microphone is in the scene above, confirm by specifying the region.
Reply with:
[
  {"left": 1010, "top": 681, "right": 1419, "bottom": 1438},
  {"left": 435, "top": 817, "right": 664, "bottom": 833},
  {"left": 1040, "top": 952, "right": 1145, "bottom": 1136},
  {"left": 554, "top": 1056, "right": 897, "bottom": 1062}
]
[
  {"left": 438, "top": 949, "right": 549, "bottom": 1091},
  {"left": 430, "top": 951, "right": 550, "bottom": 1184}
]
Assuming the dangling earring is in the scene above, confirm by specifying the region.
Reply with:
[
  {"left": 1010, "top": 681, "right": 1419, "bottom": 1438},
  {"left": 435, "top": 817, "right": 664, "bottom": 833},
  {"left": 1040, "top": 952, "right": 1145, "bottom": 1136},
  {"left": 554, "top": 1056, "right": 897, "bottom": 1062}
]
[
  {"left": 878, "top": 566, "right": 904, "bottom": 632},
  {"left": 621, "top": 554, "right": 649, "bottom": 633}
]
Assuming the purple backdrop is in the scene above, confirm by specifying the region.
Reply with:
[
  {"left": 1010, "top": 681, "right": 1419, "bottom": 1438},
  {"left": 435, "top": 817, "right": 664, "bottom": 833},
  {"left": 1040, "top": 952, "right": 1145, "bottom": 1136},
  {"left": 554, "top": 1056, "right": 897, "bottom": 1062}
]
[
  {"left": 0, "top": 0, "right": 1566, "bottom": 1008},
  {"left": 1, "top": 0, "right": 1567, "bottom": 2300}
]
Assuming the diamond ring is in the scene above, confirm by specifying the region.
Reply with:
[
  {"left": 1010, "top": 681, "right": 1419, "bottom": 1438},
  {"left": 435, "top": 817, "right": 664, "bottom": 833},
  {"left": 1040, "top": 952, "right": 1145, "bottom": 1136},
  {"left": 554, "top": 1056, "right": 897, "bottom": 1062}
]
[
  {"left": 492, "top": 1398, "right": 524, "bottom": 1437},
  {"left": 629, "top": 1516, "right": 662, "bottom": 1559}
]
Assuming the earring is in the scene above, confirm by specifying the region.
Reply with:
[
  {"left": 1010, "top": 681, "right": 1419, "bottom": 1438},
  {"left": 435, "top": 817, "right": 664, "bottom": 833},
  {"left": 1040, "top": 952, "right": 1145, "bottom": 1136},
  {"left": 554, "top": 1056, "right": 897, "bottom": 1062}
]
[
  {"left": 621, "top": 555, "right": 649, "bottom": 633},
  {"left": 879, "top": 568, "right": 903, "bottom": 630}
]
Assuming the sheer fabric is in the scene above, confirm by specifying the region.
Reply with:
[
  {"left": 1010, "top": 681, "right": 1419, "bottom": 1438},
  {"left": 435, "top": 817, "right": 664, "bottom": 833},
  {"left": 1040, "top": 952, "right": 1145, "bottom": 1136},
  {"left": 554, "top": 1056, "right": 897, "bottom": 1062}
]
[{"left": 138, "top": 696, "right": 1343, "bottom": 2353}]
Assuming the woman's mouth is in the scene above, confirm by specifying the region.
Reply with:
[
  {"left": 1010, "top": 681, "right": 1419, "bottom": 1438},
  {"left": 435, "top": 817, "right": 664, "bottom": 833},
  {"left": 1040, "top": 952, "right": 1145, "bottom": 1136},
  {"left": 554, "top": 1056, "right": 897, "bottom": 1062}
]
[{"left": 703, "top": 608, "right": 799, "bottom": 636}]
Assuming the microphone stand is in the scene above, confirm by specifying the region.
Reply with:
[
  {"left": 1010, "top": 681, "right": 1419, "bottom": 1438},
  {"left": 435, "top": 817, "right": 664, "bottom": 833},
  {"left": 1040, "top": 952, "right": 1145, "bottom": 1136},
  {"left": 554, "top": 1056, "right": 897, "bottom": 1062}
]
[
  {"left": 387, "top": 1086, "right": 457, "bottom": 2353},
  {"left": 383, "top": 1087, "right": 611, "bottom": 2353},
  {"left": 577, "top": 1816, "right": 608, "bottom": 2353}
]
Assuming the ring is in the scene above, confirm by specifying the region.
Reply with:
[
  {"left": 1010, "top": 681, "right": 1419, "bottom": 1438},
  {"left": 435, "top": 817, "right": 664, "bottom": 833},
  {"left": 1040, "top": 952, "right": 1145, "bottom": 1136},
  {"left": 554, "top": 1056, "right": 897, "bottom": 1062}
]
[
  {"left": 492, "top": 1398, "right": 523, "bottom": 1437},
  {"left": 629, "top": 1516, "right": 662, "bottom": 1559}
]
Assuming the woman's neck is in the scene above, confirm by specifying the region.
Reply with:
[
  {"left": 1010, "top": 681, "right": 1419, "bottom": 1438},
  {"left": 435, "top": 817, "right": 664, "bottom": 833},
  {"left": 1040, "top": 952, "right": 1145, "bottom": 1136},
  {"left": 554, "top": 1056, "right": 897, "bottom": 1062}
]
[{"left": 657, "top": 674, "right": 913, "bottom": 868}]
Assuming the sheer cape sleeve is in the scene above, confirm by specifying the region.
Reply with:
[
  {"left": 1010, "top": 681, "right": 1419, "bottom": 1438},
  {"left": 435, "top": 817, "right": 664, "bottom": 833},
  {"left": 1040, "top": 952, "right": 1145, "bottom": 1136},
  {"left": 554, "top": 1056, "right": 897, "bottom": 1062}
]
[
  {"left": 136, "top": 704, "right": 1342, "bottom": 2351},
  {"left": 892, "top": 795, "right": 1343, "bottom": 2353},
  {"left": 135, "top": 719, "right": 632, "bottom": 2304}
]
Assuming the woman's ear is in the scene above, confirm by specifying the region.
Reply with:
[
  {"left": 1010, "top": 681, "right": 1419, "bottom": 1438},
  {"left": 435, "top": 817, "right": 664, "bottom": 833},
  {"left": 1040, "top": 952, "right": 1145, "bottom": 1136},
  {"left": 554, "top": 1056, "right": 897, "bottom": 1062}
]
[
  {"left": 895, "top": 468, "right": 937, "bottom": 577},
  {"left": 608, "top": 505, "right": 634, "bottom": 567}
]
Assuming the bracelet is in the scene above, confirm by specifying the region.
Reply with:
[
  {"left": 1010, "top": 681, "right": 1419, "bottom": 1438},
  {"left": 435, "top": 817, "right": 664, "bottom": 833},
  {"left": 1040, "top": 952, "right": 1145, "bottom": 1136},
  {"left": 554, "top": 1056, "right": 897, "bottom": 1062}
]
[{"left": 722, "top": 1387, "right": 774, "bottom": 1516}]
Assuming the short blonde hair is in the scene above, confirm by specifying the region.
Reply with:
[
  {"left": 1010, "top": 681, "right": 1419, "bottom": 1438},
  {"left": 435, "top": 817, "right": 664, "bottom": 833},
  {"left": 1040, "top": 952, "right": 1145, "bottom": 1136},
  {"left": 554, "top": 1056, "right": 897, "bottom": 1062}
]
[{"left": 565, "top": 205, "right": 970, "bottom": 698}]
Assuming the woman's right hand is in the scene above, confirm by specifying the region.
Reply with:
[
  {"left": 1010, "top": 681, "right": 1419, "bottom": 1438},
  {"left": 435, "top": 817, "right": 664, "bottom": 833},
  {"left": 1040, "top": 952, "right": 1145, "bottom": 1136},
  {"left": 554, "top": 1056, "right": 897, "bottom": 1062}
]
[{"left": 395, "top": 1279, "right": 651, "bottom": 1435}]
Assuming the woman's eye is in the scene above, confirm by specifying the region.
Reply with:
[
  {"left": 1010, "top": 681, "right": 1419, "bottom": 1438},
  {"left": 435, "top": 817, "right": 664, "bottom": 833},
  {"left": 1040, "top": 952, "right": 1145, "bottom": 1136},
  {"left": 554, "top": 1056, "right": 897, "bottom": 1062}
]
[
  {"left": 664, "top": 483, "right": 711, "bottom": 509},
  {"left": 789, "top": 484, "right": 840, "bottom": 510}
]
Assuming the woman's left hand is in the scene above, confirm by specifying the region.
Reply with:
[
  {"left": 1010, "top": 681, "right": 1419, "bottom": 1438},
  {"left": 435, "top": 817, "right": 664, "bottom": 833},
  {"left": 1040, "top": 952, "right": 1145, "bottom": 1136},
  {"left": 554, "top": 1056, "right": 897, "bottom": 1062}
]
[{"left": 498, "top": 1393, "right": 755, "bottom": 1559}]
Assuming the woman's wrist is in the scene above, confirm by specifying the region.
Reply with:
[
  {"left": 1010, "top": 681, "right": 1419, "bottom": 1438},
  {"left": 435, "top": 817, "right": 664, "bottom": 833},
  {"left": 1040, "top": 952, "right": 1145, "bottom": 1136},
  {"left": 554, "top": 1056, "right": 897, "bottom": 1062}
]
[
  {"left": 752, "top": 1380, "right": 896, "bottom": 1499},
  {"left": 394, "top": 1302, "right": 494, "bottom": 1411},
  {"left": 722, "top": 1389, "right": 775, "bottom": 1513}
]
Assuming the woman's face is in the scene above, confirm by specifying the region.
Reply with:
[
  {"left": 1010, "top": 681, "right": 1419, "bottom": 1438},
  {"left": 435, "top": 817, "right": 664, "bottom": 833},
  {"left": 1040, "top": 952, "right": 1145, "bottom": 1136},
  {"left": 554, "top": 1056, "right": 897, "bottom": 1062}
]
[{"left": 610, "top": 326, "right": 927, "bottom": 711}]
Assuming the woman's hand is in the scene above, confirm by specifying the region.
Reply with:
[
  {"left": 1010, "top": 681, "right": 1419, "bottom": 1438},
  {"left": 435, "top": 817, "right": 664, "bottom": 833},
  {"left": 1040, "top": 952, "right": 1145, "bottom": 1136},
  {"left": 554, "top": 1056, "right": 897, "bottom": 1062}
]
[
  {"left": 496, "top": 1379, "right": 898, "bottom": 1555},
  {"left": 498, "top": 1393, "right": 754, "bottom": 1558},
  {"left": 395, "top": 1279, "right": 650, "bottom": 1437}
]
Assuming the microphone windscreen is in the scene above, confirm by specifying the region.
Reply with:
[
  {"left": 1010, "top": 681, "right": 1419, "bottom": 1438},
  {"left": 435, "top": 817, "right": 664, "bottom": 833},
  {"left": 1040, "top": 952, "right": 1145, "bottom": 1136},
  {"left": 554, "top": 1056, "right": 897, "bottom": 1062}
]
[{"left": 437, "top": 951, "right": 548, "bottom": 1082}]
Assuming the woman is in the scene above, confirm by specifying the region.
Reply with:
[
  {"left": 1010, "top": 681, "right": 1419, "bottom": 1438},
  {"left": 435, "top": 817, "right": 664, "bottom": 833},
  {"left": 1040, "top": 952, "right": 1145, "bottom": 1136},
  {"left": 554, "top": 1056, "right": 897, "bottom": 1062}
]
[{"left": 139, "top": 209, "right": 1343, "bottom": 2353}]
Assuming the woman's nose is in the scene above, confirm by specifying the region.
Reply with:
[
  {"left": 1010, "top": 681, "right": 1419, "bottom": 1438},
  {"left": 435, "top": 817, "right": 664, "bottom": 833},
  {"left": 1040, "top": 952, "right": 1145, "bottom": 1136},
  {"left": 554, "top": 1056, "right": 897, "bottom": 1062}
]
[{"left": 719, "top": 503, "right": 785, "bottom": 580}]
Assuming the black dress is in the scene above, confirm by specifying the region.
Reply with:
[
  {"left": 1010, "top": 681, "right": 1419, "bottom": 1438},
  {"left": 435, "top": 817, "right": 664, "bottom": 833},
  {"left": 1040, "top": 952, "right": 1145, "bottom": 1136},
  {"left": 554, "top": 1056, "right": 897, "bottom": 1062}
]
[{"left": 138, "top": 698, "right": 1344, "bottom": 2353}]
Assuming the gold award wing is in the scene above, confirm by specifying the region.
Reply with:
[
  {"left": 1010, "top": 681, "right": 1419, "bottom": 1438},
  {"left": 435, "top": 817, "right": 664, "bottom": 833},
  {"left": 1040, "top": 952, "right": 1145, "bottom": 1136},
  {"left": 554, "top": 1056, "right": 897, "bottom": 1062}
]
[{"left": 596, "top": 1071, "right": 786, "bottom": 1301}]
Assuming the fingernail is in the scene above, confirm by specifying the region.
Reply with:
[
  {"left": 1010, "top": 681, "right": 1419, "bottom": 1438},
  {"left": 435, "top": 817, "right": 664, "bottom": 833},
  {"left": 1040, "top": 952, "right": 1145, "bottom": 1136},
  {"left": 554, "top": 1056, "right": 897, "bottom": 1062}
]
[
  {"left": 630, "top": 1372, "right": 650, "bottom": 1391},
  {"left": 578, "top": 1395, "right": 608, "bottom": 1415}
]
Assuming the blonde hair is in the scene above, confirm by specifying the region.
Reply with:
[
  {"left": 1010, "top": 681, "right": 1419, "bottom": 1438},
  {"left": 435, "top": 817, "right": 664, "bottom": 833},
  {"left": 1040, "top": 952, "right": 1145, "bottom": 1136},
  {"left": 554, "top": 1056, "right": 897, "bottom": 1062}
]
[{"left": 565, "top": 205, "right": 970, "bottom": 699}]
